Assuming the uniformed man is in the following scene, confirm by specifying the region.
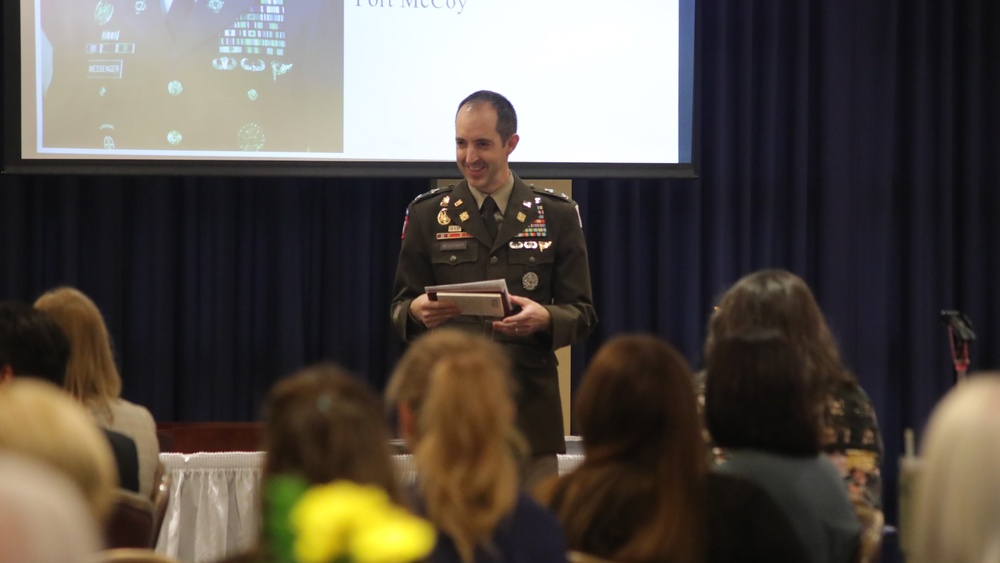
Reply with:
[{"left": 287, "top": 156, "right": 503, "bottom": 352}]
[
  {"left": 40, "top": 0, "right": 343, "bottom": 152},
  {"left": 391, "top": 90, "right": 597, "bottom": 487}
]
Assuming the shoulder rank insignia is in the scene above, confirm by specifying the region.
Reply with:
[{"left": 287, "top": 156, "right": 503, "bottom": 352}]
[{"left": 411, "top": 184, "right": 454, "bottom": 205}]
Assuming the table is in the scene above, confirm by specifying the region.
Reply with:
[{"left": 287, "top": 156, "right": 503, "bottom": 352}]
[{"left": 155, "top": 451, "right": 584, "bottom": 563}]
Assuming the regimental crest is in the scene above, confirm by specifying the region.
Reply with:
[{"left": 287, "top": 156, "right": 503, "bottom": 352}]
[{"left": 437, "top": 209, "right": 451, "bottom": 226}]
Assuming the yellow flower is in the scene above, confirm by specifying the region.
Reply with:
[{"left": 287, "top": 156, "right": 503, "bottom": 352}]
[
  {"left": 290, "top": 481, "right": 435, "bottom": 563},
  {"left": 350, "top": 505, "right": 436, "bottom": 563}
]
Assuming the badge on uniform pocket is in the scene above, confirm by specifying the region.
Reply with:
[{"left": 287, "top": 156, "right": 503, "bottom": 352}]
[{"left": 522, "top": 272, "right": 539, "bottom": 291}]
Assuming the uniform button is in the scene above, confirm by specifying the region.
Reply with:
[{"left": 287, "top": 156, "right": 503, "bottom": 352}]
[
  {"left": 167, "top": 80, "right": 183, "bottom": 96},
  {"left": 490, "top": 256, "right": 499, "bottom": 265},
  {"left": 449, "top": 255, "right": 457, "bottom": 263},
  {"left": 529, "top": 256, "right": 536, "bottom": 264}
]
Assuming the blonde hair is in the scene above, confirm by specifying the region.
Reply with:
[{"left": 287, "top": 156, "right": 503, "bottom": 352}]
[
  {"left": 34, "top": 287, "right": 122, "bottom": 416},
  {"left": 910, "top": 373, "right": 1000, "bottom": 563},
  {"left": 387, "top": 329, "right": 521, "bottom": 563},
  {"left": 0, "top": 378, "right": 117, "bottom": 522}
]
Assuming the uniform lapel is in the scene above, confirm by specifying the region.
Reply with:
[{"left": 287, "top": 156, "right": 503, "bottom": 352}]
[
  {"left": 493, "top": 176, "right": 539, "bottom": 250},
  {"left": 450, "top": 183, "right": 494, "bottom": 247}
]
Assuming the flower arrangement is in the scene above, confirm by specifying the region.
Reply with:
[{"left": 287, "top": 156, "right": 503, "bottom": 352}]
[{"left": 265, "top": 476, "right": 436, "bottom": 563}]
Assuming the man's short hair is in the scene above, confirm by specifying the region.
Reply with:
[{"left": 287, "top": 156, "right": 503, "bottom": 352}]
[
  {"left": 457, "top": 90, "right": 518, "bottom": 144},
  {"left": 0, "top": 302, "right": 70, "bottom": 385}
]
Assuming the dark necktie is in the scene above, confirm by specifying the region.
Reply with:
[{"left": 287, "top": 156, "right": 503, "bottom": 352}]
[{"left": 480, "top": 196, "right": 499, "bottom": 241}]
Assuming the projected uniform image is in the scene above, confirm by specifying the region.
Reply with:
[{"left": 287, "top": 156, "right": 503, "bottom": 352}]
[{"left": 39, "top": 0, "right": 344, "bottom": 153}]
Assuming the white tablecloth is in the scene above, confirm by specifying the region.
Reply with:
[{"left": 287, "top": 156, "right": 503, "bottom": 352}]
[{"left": 155, "top": 451, "right": 584, "bottom": 563}]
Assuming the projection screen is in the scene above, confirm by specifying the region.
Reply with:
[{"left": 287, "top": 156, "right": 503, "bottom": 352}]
[{"left": 2, "top": 0, "right": 696, "bottom": 177}]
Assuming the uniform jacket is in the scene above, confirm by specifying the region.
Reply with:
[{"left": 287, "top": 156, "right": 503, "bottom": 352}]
[{"left": 391, "top": 174, "right": 597, "bottom": 454}]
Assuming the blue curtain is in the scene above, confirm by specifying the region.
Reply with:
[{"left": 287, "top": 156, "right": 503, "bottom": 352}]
[{"left": 2, "top": 0, "right": 997, "bottom": 544}]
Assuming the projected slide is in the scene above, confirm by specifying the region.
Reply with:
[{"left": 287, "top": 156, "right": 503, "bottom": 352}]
[
  {"left": 23, "top": 0, "right": 686, "bottom": 165},
  {"left": 37, "top": 0, "right": 343, "bottom": 153}
]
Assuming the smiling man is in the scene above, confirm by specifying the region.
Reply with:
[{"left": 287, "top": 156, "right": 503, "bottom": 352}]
[{"left": 390, "top": 90, "right": 598, "bottom": 487}]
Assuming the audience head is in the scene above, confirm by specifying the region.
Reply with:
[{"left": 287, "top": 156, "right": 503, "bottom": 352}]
[
  {"left": 34, "top": 287, "right": 123, "bottom": 409},
  {"left": 706, "top": 269, "right": 852, "bottom": 396},
  {"left": 563, "top": 333, "right": 706, "bottom": 561},
  {"left": 386, "top": 328, "right": 521, "bottom": 563},
  {"left": 261, "top": 363, "right": 400, "bottom": 501},
  {"left": 910, "top": 373, "right": 1000, "bottom": 563},
  {"left": 705, "top": 330, "right": 819, "bottom": 456},
  {"left": 0, "top": 378, "right": 117, "bottom": 522},
  {"left": 0, "top": 301, "right": 70, "bottom": 385},
  {"left": 0, "top": 453, "right": 102, "bottom": 563},
  {"left": 578, "top": 333, "right": 704, "bottom": 470},
  {"left": 386, "top": 327, "right": 519, "bottom": 444}
]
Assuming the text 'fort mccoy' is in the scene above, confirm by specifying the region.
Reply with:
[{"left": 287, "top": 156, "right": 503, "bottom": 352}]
[{"left": 356, "top": 0, "right": 468, "bottom": 15}]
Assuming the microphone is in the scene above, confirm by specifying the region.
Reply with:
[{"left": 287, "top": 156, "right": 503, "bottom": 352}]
[
  {"left": 941, "top": 310, "right": 975, "bottom": 381},
  {"left": 940, "top": 310, "right": 976, "bottom": 342}
]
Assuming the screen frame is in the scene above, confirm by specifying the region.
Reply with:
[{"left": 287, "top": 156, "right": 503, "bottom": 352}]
[{"left": 2, "top": 0, "right": 698, "bottom": 179}]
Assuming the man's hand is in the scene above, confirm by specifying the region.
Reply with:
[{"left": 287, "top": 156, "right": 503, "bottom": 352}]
[
  {"left": 409, "top": 293, "right": 462, "bottom": 328},
  {"left": 493, "top": 295, "right": 551, "bottom": 336}
]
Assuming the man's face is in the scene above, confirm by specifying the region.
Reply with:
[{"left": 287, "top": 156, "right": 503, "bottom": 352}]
[{"left": 455, "top": 102, "right": 518, "bottom": 194}]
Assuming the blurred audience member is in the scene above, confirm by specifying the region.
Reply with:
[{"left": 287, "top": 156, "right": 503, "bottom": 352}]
[
  {"left": 386, "top": 328, "right": 568, "bottom": 563},
  {"left": 261, "top": 363, "right": 402, "bottom": 500},
  {"left": 0, "top": 300, "right": 139, "bottom": 492},
  {"left": 702, "top": 269, "right": 883, "bottom": 510},
  {"left": 35, "top": 287, "right": 159, "bottom": 496},
  {"left": 540, "top": 333, "right": 808, "bottom": 563},
  {"left": 0, "top": 301, "right": 70, "bottom": 385},
  {"left": 236, "top": 363, "right": 432, "bottom": 563},
  {"left": 0, "top": 378, "right": 118, "bottom": 523},
  {"left": 705, "top": 330, "right": 859, "bottom": 563},
  {"left": 909, "top": 373, "right": 1000, "bottom": 563},
  {"left": 0, "top": 453, "right": 102, "bottom": 563}
]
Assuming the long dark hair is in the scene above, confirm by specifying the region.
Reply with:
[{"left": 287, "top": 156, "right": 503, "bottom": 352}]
[
  {"left": 547, "top": 334, "right": 707, "bottom": 562},
  {"left": 705, "top": 330, "right": 820, "bottom": 456},
  {"left": 705, "top": 269, "right": 857, "bottom": 400}
]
